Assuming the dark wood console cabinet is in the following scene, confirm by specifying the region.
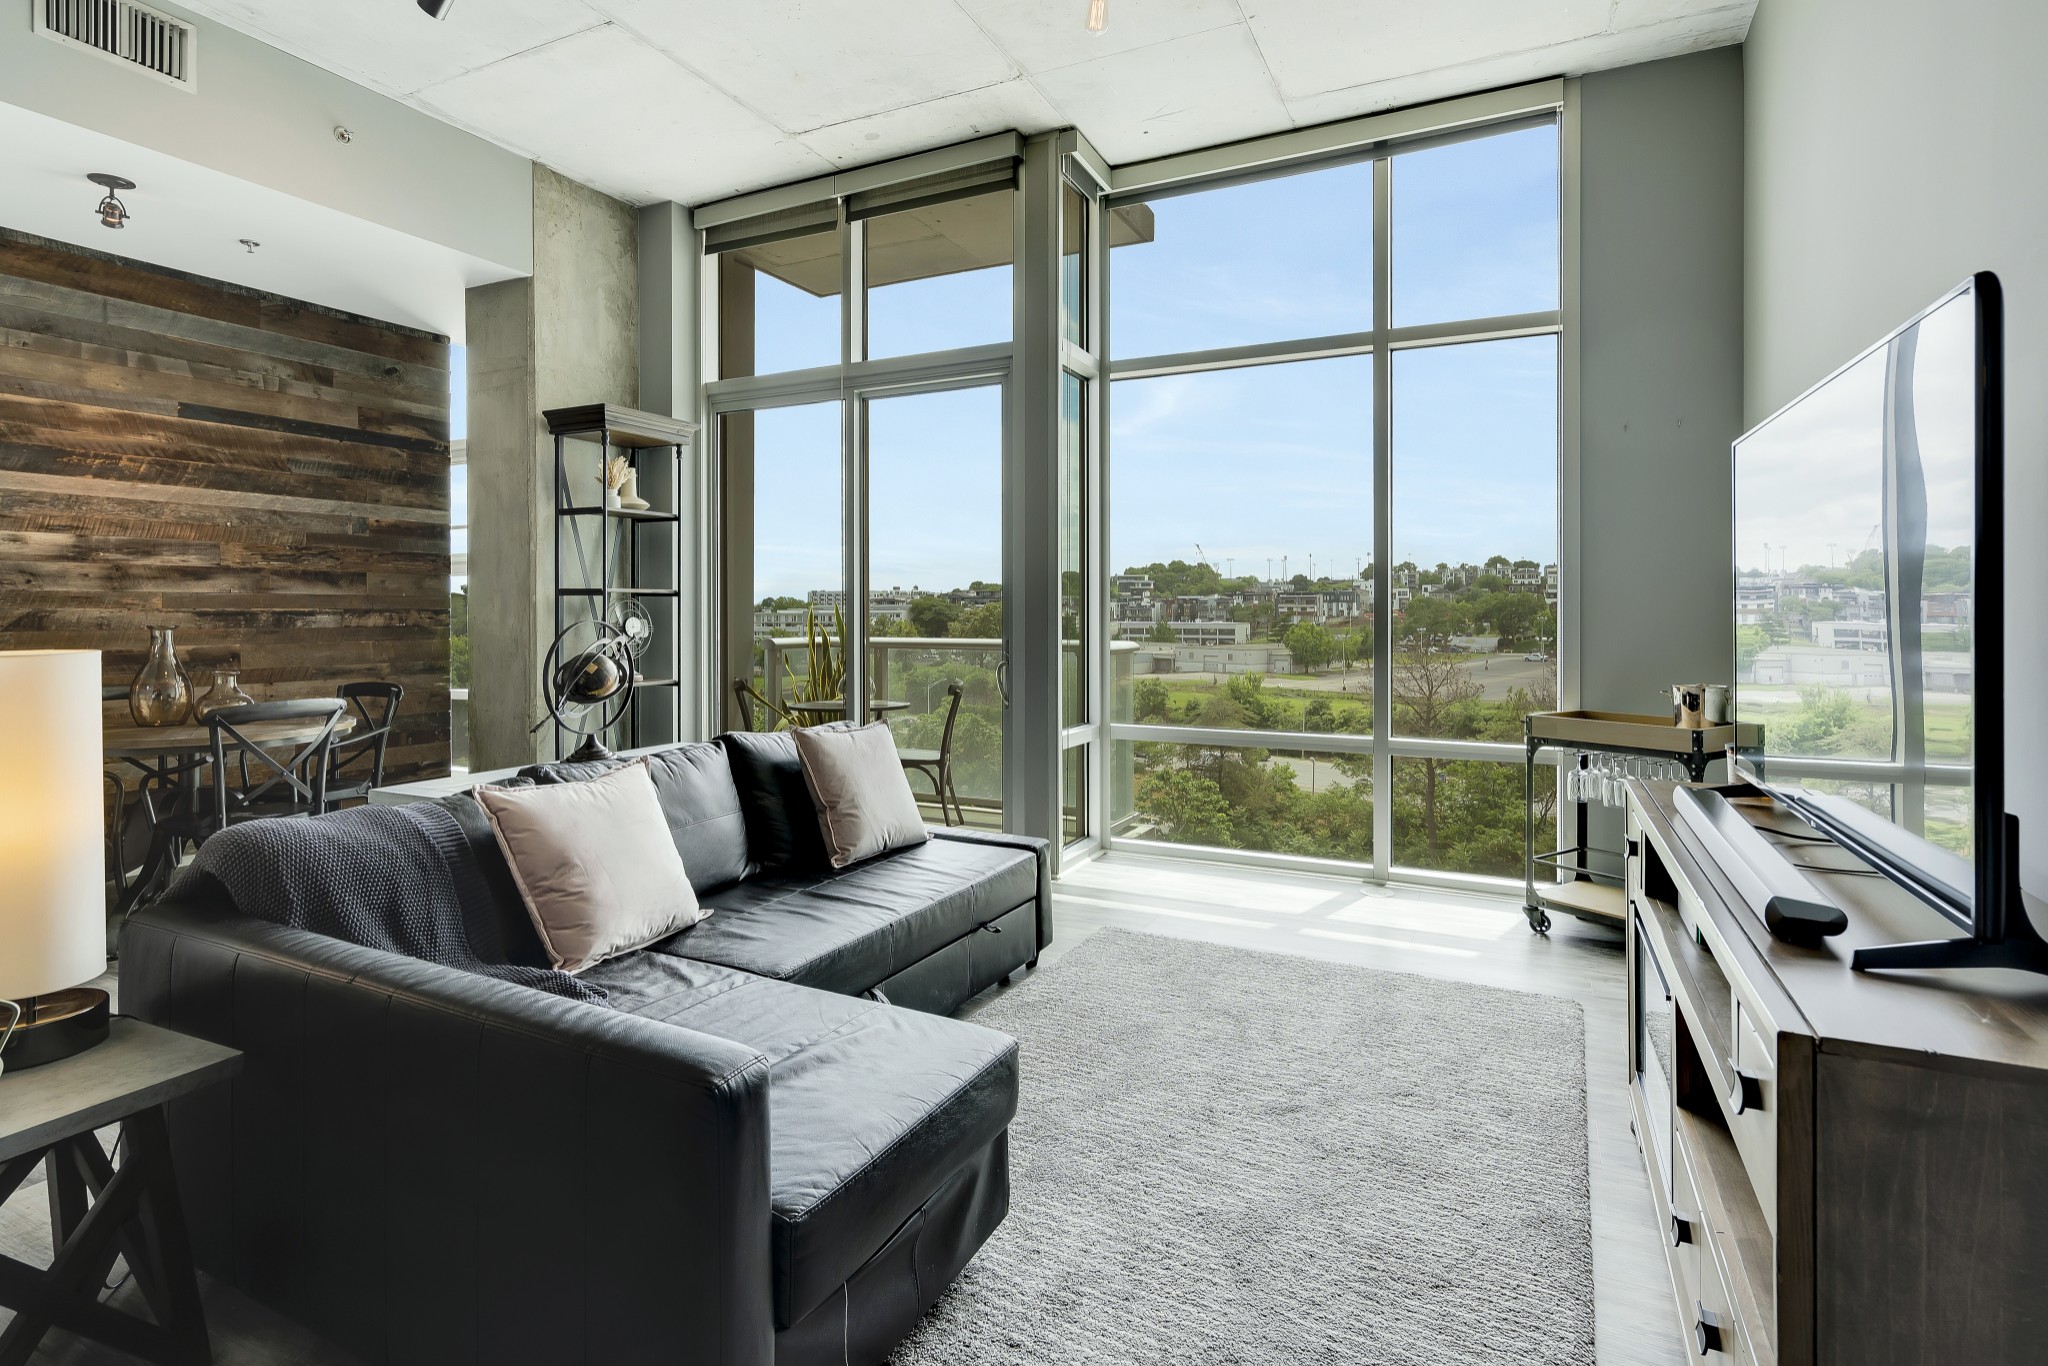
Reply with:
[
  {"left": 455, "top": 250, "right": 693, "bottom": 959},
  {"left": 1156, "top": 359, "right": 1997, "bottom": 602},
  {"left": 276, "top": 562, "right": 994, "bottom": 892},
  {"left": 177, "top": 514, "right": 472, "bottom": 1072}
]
[{"left": 1626, "top": 780, "right": 2048, "bottom": 1366}]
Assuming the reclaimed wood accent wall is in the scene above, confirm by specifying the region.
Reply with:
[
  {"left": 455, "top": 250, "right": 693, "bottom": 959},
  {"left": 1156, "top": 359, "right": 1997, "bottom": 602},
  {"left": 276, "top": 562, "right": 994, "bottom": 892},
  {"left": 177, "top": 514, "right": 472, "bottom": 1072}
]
[{"left": 0, "top": 228, "right": 452, "bottom": 782}]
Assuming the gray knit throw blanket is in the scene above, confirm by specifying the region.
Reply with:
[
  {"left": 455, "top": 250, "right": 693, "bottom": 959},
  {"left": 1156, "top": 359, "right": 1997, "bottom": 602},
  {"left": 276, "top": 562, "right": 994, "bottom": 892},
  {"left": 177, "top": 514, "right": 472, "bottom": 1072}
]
[{"left": 171, "top": 802, "right": 606, "bottom": 1005}]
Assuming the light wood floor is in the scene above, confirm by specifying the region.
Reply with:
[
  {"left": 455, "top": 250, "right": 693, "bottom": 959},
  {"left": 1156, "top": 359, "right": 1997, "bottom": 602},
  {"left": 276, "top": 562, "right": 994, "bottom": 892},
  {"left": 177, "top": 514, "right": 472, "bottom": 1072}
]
[{"left": 4, "top": 852, "right": 1681, "bottom": 1364}]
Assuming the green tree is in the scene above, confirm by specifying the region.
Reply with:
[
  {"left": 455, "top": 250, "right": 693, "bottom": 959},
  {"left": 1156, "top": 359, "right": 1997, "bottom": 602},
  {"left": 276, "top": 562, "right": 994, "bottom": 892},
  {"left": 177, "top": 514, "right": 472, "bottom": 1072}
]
[
  {"left": 1283, "top": 621, "right": 1337, "bottom": 671},
  {"left": 1392, "top": 631, "right": 1484, "bottom": 866},
  {"left": 906, "top": 596, "right": 959, "bottom": 638},
  {"left": 449, "top": 588, "right": 471, "bottom": 688},
  {"left": 1145, "top": 621, "right": 1179, "bottom": 644},
  {"left": 1133, "top": 678, "right": 1171, "bottom": 722},
  {"left": 1400, "top": 594, "right": 1466, "bottom": 643},
  {"left": 1137, "top": 767, "right": 1234, "bottom": 846},
  {"left": 955, "top": 602, "right": 1004, "bottom": 639}
]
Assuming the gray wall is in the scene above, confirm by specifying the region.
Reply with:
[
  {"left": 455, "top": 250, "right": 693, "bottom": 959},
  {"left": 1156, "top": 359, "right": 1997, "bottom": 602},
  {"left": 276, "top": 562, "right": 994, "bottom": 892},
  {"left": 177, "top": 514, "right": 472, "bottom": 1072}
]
[
  {"left": 1744, "top": 0, "right": 2048, "bottom": 892},
  {"left": 1575, "top": 48, "right": 1746, "bottom": 719},
  {"left": 468, "top": 165, "right": 639, "bottom": 769}
]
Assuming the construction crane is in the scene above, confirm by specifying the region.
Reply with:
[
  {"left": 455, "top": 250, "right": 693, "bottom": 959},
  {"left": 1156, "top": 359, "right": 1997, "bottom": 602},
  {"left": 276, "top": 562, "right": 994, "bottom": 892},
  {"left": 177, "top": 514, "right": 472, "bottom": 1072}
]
[{"left": 1194, "top": 542, "right": 1215, "bottom": 574}]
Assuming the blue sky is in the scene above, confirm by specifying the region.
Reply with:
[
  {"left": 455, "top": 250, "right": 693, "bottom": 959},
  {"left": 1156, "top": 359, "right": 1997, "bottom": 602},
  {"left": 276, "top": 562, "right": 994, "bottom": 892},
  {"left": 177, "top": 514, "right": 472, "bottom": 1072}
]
[{"left": 667, "top": 124, "right": 1559, "bottom": 602}]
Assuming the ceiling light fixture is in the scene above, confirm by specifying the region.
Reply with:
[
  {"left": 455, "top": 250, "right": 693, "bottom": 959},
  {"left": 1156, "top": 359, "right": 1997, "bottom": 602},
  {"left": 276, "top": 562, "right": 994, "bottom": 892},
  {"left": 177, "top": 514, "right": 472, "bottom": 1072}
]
[
  {"left": 239, "top": 239, "right": 260, "bottom": 254},
  {"left": 87, "top": 173, "right": 134, "bottom": 229},
  {"left": 416, "top": 0, "right": 454, "bottom": 17},
  {"left": 1086, "top": 0, "right": 1107, "bottom": 34}
]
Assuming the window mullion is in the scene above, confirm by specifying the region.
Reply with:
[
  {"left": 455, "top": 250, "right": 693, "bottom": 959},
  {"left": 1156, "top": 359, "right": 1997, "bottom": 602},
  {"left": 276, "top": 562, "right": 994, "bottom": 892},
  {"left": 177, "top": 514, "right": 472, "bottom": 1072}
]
[
  {"left": 840, "top": 208, "right": 867, "bottom": 713},
  {"left": 1371, "top": 155, "right": 1394, "bottom": 884}
]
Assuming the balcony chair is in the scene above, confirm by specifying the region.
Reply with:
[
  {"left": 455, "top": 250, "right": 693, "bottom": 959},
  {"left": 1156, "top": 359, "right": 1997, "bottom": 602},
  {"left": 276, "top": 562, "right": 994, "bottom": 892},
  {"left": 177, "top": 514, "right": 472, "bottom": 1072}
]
[
  {"left": 900, "top": 680, "right": 966, "bottom": 827},
  {"left": 327, "top": 681, "right": 405, "bottom": 803}
]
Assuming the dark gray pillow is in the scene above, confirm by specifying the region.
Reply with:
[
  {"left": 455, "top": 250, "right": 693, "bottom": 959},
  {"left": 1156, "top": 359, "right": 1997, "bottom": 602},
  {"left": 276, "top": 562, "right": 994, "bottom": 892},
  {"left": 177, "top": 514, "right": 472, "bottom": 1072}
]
[
  {"left": 644, "top": 741, "right": 752, "bottom": 894},
  {"left": 720, "top": 726, "right": 857, "bottom": 872}
]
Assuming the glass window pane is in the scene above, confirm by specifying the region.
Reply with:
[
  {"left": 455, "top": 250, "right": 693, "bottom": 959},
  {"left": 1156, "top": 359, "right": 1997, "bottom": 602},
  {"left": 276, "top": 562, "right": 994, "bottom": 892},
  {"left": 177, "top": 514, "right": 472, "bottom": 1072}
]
[
  {"left": 1110, "top": 356, "right": 1374, "bottom": 729},
  {"left": 866, "top": 386, "right": 1004, "bottom": 826},
  {"left": 1110, "top": 162, "right": 1371, "bottom": 359},
  {"left": 1063, "top": 743, "right": 1088, "bottom": 844},
  {"left": 1391, "top": 337, "right": 1557, "bottom": 739},
  {"left": 1392, "top": 124, "right": 1559, "bottom": 327},
  {"left": 1061, "top": 181, "right": 1086, "bottom": 349},
  {"left": 720, "top": 229, "right": 842, "bottom": 378},
  {"left": 1391, "top": 757, "right": 1551, "bottom": 879},
  {"left": 727, "top": 403, "right": 843, "bottom": 721},
  {"left": 1112, "top": 738, "right": 1372, "bottom": 862},
  {"left": 1062, "top": 371, "right": 1087, "bottom": 728},
  {"left": 865, "top": 187, "right": 1013, "bottom": 359}
]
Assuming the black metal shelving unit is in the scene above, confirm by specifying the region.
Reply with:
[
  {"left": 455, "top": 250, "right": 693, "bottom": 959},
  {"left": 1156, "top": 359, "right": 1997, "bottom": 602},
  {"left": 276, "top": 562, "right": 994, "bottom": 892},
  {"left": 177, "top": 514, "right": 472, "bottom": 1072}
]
[{"left": 545, "top": 404, "right": 699, "bottom": 759}]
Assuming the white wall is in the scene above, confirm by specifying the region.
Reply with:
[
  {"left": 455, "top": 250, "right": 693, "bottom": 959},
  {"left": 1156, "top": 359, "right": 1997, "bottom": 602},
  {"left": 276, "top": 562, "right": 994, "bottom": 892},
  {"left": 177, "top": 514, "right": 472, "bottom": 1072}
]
[
  {"left": 1744, "top": 0, "right": 2048, "bottom": 893},
  {"left": 1576, "top": 49, "right": 1746, "bottom": 715},
  {"left": 0, "top": 0, "right": 531, "bottom": 275}
]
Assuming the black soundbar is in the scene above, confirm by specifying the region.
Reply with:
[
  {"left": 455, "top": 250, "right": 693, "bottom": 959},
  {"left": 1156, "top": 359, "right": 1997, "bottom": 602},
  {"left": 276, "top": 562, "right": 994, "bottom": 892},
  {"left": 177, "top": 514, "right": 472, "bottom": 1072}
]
[{"left": 1674, "top": 787, "right": 1847, "bottom": 943}]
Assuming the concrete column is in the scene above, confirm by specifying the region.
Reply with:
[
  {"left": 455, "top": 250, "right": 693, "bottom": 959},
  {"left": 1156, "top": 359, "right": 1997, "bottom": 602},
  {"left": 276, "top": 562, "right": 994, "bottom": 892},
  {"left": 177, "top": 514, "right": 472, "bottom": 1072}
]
[
  {"left": 466, "top": 165, "right": 639, "bottom": 770},
  {"left": 637, "top": 202, "right": 708, "bottom": 742}
]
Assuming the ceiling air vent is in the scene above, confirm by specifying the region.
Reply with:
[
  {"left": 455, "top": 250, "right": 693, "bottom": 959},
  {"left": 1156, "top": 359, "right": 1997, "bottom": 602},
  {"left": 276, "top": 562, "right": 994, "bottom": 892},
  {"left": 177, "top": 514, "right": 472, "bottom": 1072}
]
[{"left": 33, "top": 0, "right": 198, "bottom": 89}]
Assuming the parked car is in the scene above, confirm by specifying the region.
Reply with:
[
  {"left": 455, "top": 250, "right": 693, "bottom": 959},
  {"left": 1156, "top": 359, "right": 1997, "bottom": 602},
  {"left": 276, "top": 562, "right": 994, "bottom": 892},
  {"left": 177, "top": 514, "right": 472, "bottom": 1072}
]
[{"left": 1524, "top": 652, "right": 1548, "bottom": 661}]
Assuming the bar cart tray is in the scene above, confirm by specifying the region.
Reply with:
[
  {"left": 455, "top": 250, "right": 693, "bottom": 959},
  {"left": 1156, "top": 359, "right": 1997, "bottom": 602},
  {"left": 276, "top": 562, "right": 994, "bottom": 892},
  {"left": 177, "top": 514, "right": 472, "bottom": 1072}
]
[{"left": 1526, "top": 709, "right": 1761, "bottom": 753}]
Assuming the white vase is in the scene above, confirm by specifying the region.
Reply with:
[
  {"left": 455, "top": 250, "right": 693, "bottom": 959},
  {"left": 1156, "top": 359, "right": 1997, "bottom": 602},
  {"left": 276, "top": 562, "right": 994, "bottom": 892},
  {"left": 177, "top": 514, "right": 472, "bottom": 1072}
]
[{"left": 619, "top": 469, "right": 650, "bottom": 511}]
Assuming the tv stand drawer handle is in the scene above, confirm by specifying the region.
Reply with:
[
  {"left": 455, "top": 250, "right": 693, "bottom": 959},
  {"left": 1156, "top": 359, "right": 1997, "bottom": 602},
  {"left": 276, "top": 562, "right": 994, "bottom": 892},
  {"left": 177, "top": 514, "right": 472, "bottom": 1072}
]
[
  {"left": 1695, "top": 1303, "right": 1725, "bottom": 1355},
  {"left": 1729, "top": 1069, "right": 1765, "bottom": 1115}
]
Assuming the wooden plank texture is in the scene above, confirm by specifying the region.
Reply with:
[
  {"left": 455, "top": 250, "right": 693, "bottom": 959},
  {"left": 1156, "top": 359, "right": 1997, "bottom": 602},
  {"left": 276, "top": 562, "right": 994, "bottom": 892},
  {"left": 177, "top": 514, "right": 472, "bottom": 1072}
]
[{"left": 0, "top": 228, "right": 451, "bottom": 783}]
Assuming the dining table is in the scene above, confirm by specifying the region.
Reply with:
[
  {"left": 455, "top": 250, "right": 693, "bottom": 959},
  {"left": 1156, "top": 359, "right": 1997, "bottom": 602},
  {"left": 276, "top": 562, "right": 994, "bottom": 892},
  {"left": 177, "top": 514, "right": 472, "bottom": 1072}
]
[
  {"left": 105, "top": 715, "right": 355, "bottom": 918},
  {"left": 782, "top": 698, "right": 911, "bottom": 723}
]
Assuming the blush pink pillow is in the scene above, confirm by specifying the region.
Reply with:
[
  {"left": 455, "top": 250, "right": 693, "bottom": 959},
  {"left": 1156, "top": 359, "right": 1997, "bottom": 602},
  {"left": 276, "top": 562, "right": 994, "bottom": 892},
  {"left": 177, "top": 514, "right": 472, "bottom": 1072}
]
[{"left": 474, "top": 758, "right": 705, "bottom": 972}]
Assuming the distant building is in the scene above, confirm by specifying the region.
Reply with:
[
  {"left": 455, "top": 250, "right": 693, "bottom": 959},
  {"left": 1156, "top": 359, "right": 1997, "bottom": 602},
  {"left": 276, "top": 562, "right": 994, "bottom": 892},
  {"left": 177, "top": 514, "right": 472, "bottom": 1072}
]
[
  {"left": 1111, "top": 575, "right": 1155, "bottom": 603},
  {"left": 1748, "top": 647, "right": 1889, "bottom": 688},
  {"left": 1161, "top": 620, "right": 1250, "bottom": 647},
  {"left": 1814, "top": 620, "right": 1887, "bottom": 651},
  {"left": 1167, "top": 642, "right": 1295, "bottom": 675},
  {"left": 1735, "top": 576, "right": 1778, "bottom": 626}
]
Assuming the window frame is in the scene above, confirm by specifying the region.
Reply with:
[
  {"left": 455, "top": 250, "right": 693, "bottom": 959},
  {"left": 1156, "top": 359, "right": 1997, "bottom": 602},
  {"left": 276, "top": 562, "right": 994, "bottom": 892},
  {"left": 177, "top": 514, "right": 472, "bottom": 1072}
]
[{"left": 1100, "top": 97, "right": 1573, "bottom": 894}]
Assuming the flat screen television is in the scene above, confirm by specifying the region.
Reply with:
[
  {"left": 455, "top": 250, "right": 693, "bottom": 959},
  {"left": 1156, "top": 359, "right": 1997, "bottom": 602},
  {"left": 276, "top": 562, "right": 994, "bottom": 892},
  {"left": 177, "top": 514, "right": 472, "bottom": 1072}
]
[{"left": 1729, "top": 272, "right": 2042, "bottom": 972}]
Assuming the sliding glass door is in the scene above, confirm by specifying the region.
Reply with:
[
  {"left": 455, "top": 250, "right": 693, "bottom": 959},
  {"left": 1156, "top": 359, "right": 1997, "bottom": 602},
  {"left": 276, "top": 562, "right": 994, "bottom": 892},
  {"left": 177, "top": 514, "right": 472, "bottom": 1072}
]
[{"left": 865, "top": 383, "right": 1006, "bottom": 826}]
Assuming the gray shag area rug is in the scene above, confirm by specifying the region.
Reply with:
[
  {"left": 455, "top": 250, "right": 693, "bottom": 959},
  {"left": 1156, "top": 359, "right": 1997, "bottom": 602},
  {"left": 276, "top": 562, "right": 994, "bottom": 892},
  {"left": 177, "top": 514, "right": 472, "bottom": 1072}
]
[{"left": 891, "top": 929, "right": 1592, "bottom": 1365}]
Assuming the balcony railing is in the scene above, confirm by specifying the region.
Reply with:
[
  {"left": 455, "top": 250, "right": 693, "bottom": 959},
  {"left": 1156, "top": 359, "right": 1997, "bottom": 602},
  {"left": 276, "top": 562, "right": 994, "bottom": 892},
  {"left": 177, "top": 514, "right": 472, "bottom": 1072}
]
[{"left": 757, "top": 635, "right": 1008, "bottom": 827}]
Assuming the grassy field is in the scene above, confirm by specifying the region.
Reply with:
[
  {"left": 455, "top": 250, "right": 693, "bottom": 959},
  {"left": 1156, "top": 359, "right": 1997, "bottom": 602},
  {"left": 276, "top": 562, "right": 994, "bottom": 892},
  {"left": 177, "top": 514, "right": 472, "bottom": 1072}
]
[{"left": 1740, "top": 694, "right": 1971, "bottom": 761}]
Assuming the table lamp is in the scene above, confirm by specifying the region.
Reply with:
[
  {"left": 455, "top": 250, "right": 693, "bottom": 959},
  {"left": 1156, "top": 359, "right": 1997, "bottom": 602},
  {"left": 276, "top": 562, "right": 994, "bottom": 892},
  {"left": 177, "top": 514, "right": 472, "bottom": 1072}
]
[{"left": 0, "top": 649, "right": 110, "bottom": 1074}]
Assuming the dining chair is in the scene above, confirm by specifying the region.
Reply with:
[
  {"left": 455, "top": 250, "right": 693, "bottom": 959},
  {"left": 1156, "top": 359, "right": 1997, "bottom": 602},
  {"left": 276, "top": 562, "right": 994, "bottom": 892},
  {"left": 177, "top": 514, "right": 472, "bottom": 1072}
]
[
  {"left": 899, "top": 681, "right": 966, "bottom": 827},
  {"left": 732, "top": 678, "right": 759, "bottom": 732},
  {"left": 153, "top": 698, "right": 346, "bottom": 848},
  {"left": 327, "top": 681, "right": 405, "bottom": 803}
]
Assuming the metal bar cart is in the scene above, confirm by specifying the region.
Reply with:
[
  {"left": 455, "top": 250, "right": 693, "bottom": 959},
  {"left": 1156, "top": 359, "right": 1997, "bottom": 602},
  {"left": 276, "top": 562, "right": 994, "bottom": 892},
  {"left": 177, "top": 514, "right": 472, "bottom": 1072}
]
[{"left": 1521, "top": 710, "right": 1762, "bottom": 933}]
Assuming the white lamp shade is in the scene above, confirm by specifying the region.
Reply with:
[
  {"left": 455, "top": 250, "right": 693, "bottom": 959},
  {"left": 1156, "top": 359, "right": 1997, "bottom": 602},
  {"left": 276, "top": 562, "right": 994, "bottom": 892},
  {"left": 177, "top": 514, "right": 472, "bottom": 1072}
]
[{"left": 0, "top": 650, "right": 107, "bottom": 1000}]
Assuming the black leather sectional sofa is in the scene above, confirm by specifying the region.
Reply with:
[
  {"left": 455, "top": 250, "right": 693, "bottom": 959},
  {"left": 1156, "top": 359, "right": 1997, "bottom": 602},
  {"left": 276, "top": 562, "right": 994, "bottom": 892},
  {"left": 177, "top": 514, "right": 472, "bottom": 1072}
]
[{"left": 120, "top": 730, "right": 1050, "bottom": 1366}]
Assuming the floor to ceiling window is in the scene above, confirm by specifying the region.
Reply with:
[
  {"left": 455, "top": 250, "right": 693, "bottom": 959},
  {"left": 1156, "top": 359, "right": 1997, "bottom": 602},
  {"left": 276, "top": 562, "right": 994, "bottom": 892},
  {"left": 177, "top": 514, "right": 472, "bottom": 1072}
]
[
  {"left": 708, "top": 155, "right": 1018, "bottom": 830},
  {"left": 1105, "top": 119, "right": 1562, "bottom": 884}
]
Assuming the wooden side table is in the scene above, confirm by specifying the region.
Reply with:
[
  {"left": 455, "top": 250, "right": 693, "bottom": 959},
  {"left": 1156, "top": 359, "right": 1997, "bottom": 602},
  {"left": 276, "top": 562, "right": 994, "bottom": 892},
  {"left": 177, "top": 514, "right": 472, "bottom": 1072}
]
[{"left": 0, "top": 1018, "right": 241, "bottom": 1366}]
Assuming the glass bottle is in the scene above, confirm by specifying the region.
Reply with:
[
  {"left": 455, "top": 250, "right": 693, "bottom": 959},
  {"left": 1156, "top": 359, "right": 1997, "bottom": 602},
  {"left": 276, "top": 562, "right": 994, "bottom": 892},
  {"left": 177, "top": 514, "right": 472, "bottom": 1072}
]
[
  {"left": 194, "top": 667, "right": 254, "bottom": 719},
  {"left": 128, "top": 626, "right": 191, "bottom": 726}
]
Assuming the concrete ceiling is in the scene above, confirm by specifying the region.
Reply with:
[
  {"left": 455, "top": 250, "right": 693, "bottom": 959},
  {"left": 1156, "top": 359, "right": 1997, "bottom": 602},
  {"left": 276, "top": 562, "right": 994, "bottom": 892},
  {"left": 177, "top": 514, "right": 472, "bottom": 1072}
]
[{"left": 172, "top": 0, "right": 1756, "bottom": 208}]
